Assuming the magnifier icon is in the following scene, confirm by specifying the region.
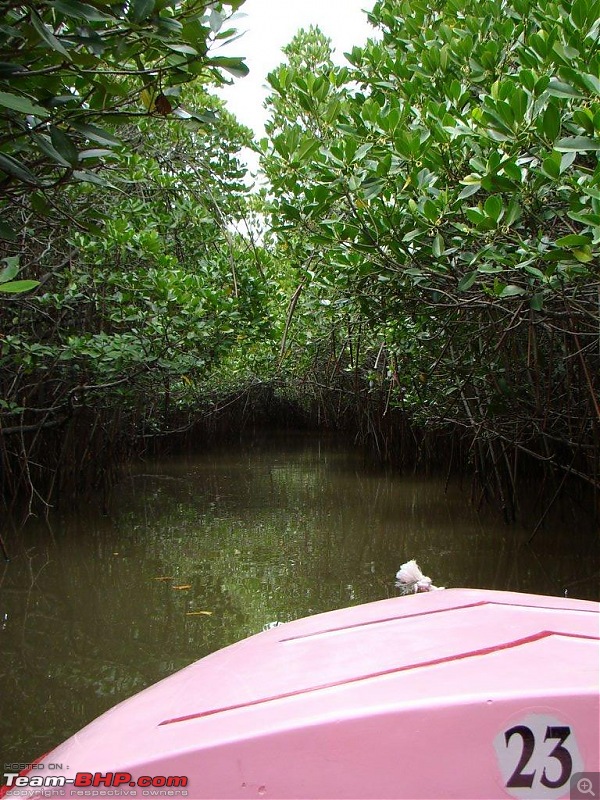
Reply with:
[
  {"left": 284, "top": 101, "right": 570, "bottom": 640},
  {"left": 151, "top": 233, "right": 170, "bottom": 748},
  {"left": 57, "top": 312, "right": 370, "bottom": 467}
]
[{"left": 578, "top": 777, "right": 596, "bottom": 796}]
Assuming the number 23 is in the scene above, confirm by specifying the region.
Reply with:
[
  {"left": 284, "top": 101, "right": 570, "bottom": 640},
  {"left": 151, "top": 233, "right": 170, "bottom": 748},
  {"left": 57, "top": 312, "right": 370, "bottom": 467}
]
[{"left": 505, "top": 724, "right": 573, "bottom": 789}]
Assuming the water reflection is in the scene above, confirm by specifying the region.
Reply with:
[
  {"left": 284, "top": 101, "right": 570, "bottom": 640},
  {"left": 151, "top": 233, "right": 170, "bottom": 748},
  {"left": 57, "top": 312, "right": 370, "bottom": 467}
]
[{"left": 0, "top": 432, "right": 597, "bottom": 763}]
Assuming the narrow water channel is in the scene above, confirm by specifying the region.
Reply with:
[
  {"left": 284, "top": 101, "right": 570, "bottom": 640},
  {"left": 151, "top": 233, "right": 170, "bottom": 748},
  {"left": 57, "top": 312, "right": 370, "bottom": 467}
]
[{"left": 1, "top": 432, "right": 598, "bottom": 764}]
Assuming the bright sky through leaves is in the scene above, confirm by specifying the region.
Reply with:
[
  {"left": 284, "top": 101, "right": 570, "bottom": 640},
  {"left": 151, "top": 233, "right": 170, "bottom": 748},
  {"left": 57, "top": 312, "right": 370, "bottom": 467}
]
[{"left": 216, "top": 0, "right": 377, "bottom": 138}]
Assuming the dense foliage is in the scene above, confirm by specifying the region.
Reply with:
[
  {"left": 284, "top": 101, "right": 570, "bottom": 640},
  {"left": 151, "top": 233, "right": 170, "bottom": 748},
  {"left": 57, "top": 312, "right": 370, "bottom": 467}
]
[
  {"left": 260, "top": 0, "right": 600, "bottom": 517},
  {"left": 0, "top": 1, "right": 265, "bottom": 507},
  {"left": 1, "top": 0, "right": 598, "bottom": 517}
]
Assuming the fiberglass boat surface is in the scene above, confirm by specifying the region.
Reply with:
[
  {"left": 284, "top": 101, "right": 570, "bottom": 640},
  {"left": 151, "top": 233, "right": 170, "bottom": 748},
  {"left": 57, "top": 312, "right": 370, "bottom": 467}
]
[{"left": 2, "top": 588, "right": 599, "bottom": 799}]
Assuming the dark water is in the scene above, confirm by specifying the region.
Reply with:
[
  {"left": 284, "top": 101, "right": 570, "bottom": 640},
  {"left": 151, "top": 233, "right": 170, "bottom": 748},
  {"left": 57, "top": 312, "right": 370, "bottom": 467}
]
[{"left": 0, "top": 432, "right": 598, "bottom": 764}]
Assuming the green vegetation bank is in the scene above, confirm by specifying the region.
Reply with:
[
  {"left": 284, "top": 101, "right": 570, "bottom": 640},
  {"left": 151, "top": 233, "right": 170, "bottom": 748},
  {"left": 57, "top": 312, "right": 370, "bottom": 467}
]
[{"left": 1, "top": 0, "right": 598, "bottom": 523}]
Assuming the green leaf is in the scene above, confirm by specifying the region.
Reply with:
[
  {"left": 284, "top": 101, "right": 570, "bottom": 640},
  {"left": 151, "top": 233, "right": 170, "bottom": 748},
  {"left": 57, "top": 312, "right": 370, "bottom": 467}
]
[
  {"left": 555, "top": 234, "right": 592, "bottom": 247},
  {"left": 464, "top": 207, "right": 486, "bottom": 225},
  {"left": 205, "top": 57, "right": 249, "bottom": 78},
  {"left": 541, "top": 156, "right": 560, "bottom": 179},
  {"left": 78, "top": 148, "right": 114, "bottom": 160},
  {"left": 0, "top": 257, "right": 19, "bottom": 282},
  {"left": 560, "top": 150, "right": 578, "bottom": 170},
  {"left": 209, "top": 8, "right": 223, "bottom": 32},
  {"left": 72, "top": 169, "right": 113, "bottom": 187},
  {"left": 0, "top": 222, "right": 17, "bottom": 241},
  {"left": 478, "top": 264, "right": 504, "bottom": 274},
  {"left": 0, "top": 153, "right": 40, "bottom": 184},
  {"left": 530, "top": 293, "right": 544, "bottom": 311},
  {"left": 458, "top": 271, "right": 477, "bottom": 290},
  {"left": 50, "top": 126, "right": 79, "bottom": 167},
  {"left": 522, "top": 264, "right": 545, "bottom": 279},
  {"left": 70, "top": 122, "right": 121, "bottom": 147},
  {"left": 361, "top": 179, "right": 385, "bottom": 200},
  {"left": 156, "top": 16, "right": 183, "bottom": 34},
  {"left": 33, "top": 133, "right": 72, "bottom": 167},
  {"left": 50, "top": 0, "right": 112, "bottom": 21},
  {"left": 30, "top": 10, "right": 71, "bottom": 58},
  {"left": 0, "top": 63, "right": 27, "bottom": 79},
  {"left": 546, "top": 80, "right": 583, "bottom": 99},
  {"left": 31, "top": 192, "right": 50, "bottom": 214},
  {"left": 579, "top": 73, "right": 600, "bottom": 94},
  {"left": 570, "top": 0, "right": 590, "bottom": 27},
  {"left": 0, "top": 91, "right": 50, "bottom": 118},
  {"left": 502, "top": 161, "right": 522, "bottom": 182},
  {"left": 499, "top": 285, "right": 526, "bottom": 297},
  {"left": 128, "top": 0, "right": 155, "bottom": 23},
  {"left": 0, "top": 280, "right": 40, "bottom": 294},
  {"left": 555, "top": 136, "right": 600, "bottom": 151},
  {"left": 572, "top": 109, "right": 594, "bottom": 135},
  {"left": 165, "top": 43, "right": 198, "bottom": 55},
  {"left": 458, "top": 182, "right": 481, "bottom": 199},
  {"left": 297, "top": 139, "right": 320, "bottom": 162},
  {"left": 484, "top": 195, "right": 503, "bottom": 222},
  {"left": 353, "top": 143, "right": 373, "bottom": 162},
  {"left": 422, "top": 199, "right": 438, "bottom": 222},
  {"left": 572, "top": 246, "right": 594, "bottom": 263},
  {"left": 568, "top": 210, "right": 600, "bottom": 226},
  {"left": 504, "top": 201, "right": 522, "bottom": 226},
  {"left": 542, "top": 105, "right": 560, "bottom": 141}
]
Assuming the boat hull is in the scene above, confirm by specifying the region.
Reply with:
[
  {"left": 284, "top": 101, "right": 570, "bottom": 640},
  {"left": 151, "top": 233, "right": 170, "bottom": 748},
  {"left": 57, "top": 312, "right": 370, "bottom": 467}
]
[{"left": 3, "top": 589, "right": 599, "bottom": 799}]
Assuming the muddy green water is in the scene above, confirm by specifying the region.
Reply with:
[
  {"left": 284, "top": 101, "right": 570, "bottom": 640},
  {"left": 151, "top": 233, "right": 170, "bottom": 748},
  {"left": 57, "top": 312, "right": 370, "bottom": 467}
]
[{"left": 0, "top": 432, "right": 598, "bottom": 764}]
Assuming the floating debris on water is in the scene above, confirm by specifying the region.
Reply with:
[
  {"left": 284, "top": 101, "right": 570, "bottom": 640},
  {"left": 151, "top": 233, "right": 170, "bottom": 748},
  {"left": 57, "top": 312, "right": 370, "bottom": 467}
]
[{"left": 395, "top": 559, "right": 444, "bottom": 594}]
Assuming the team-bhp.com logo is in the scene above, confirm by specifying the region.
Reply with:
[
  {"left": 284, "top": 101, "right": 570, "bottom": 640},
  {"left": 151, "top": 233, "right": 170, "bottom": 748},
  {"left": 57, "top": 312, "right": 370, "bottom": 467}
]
[{"left": 2, "top": 772, "right": 189, "bottom": 797}]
